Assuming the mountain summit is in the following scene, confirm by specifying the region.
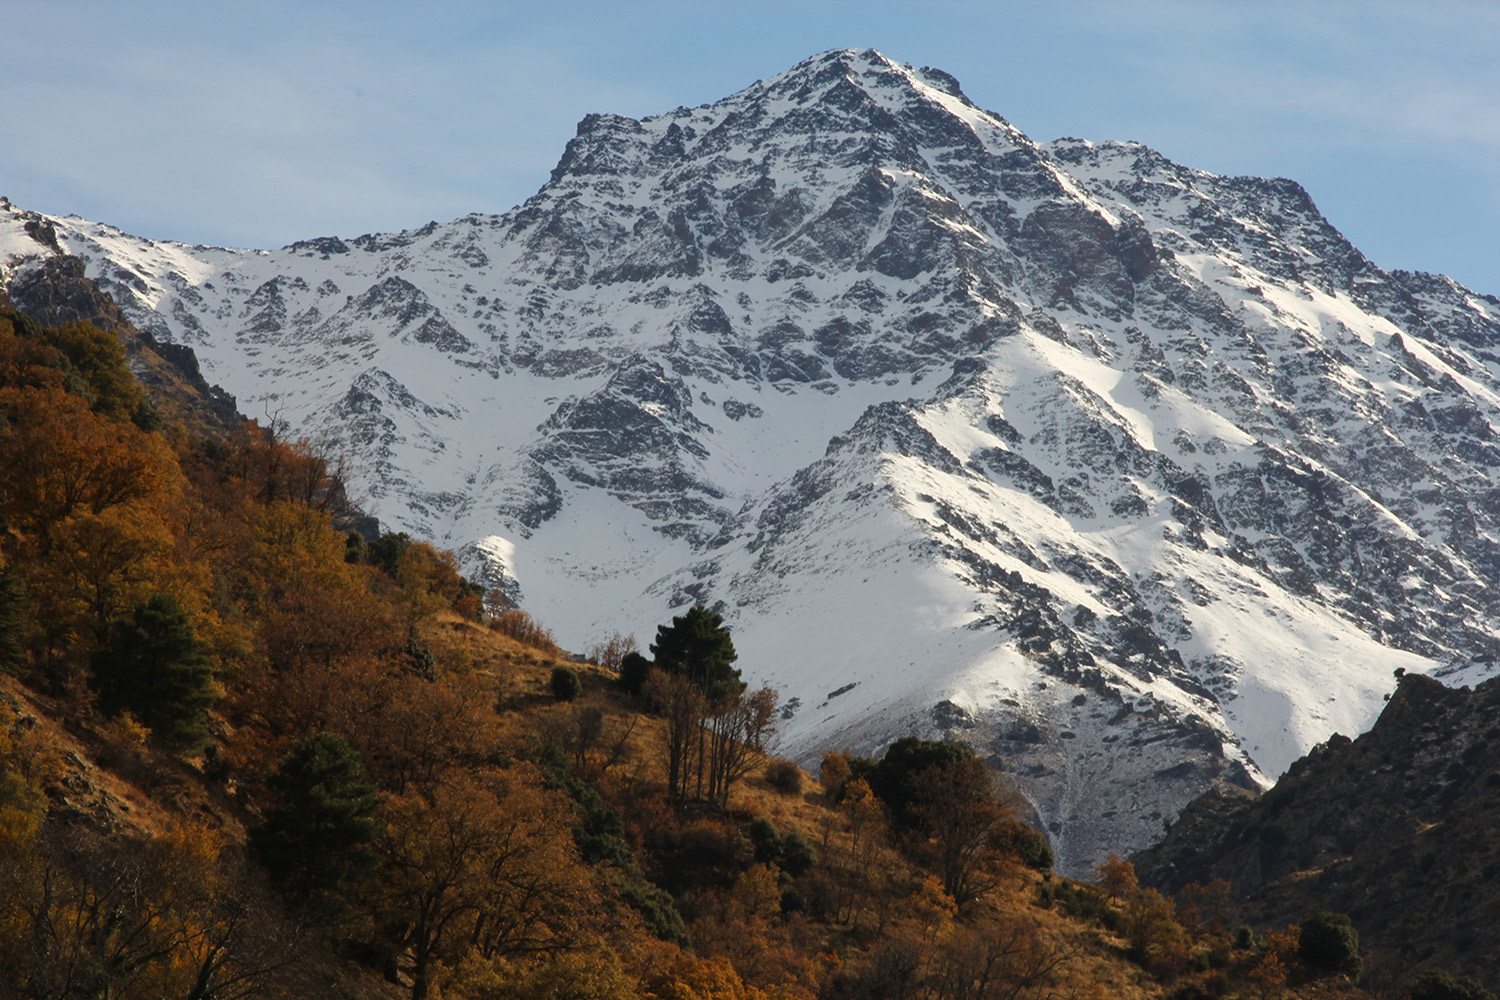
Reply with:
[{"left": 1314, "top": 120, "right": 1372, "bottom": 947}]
[{"left": 4, "top": 49, "right": 1500, "bottom": 872}]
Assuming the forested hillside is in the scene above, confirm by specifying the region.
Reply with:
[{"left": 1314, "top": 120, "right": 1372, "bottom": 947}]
[{"left": 0, "top": 292, "right": 1470, "bottom": 999}]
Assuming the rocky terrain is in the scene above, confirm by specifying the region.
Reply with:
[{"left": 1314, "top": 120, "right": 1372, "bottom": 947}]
[
  {"left": 1134, "top": 671, "right": 1500, "bottom": 988},
  {"left": 4, "top": 49, "right": 1500, "bottom": 873}
]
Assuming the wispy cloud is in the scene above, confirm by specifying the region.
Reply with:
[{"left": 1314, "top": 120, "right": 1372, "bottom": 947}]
[
  {"left": 1, "top": 3, "right": 662, "bottom": 246},
  {"left": 3, "top": 0, "right": 1496, "bottom": 289}
]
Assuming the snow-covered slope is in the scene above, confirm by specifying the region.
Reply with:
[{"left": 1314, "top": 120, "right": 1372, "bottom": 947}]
[{"left": 6, "top": 49, "right": 1500, "bottom": 873}]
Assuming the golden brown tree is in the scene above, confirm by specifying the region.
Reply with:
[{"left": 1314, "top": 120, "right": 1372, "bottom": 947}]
[{"left": 373, "top": 770, "right": 591, "bottom": 1000}]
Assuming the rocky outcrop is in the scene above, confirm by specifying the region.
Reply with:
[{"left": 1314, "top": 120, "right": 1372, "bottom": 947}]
[
  {"left": 1134, "top": 673, "right": 1500, "bottom": 989},
  {"left": 5, "top": 252, "right": 239, "bottom": 431}
]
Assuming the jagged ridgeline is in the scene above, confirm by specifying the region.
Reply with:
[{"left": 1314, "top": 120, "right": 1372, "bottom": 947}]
[{"left": 4, "top": 48, "right": 1500, "bottom": 873}]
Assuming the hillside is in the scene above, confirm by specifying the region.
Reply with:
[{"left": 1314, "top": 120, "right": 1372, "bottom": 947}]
[
  {"left": 1133, "top": 671, "right": 1500, "bottom": 991},
  {"left": 1, "top": 202, "right": 239, "bottom": 436}
]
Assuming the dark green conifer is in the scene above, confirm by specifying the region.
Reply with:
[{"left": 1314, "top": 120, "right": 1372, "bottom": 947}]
[
  {"left": 89, "top": 593, "right": 214, "bottom": 754},
  {"left": 248, "top": 733, "right": 379, "bottom": 917},
  {"left": 649, "top": 605, "right": 742, "bottom": 700},
  {"left": 0, "top": 560, "right": 27, "bottom": 676}
]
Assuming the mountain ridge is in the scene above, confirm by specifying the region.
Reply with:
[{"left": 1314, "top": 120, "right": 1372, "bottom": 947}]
[
  {"left": 1133, "top": 670, "right": 1500, "bottom": 988},
  {"left": 4, "top": 48, "right": 1499, "bottom": 874}
]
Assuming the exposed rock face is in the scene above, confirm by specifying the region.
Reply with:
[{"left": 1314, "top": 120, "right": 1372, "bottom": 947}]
[
  {"left": 1, "top": 243, "right": 240, "bottom": 431},
  {"left": 4, "top": 49, "right": 1500, "bottom": 873},
  {"left": 1134, "top": 673, "right": 1500, "bottom": 989}
]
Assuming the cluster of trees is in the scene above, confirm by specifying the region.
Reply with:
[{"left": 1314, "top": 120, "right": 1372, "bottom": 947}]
[
  {"left": 0, "top": 303, "right": 591, "bottom": 998},
  {"left": 634, "top": 606, "right": 779, "bottom": 807}
]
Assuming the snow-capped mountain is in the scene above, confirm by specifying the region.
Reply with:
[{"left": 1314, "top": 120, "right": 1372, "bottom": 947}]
[{"left": 5, "top": 49, "right": 1500, "bottom": 874}]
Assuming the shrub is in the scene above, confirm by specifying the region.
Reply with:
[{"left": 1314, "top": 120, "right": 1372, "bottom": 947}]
[
  {"left": 492, "top": 608, "right": 563, "bottom": 657},
  {"left": 1299, "top": 911, "right": 1361, "bottom": 978},
  {"left": 779, "top": 830, "right": 817, "bottom": 876},
  {"left": 871, "top": 736, "right": 980, "bottom": 831},
  {"left": 765, "top": 759, "right": 803, "bottom": 795},
  {"left": 1407, "top": 969, "right": 1498, "bottom": 1000},
  {"left": 550, "top": 666, "right": 581, "bottom": 702},
  {"left": 616, "top": 873, "right": 689, "bottom": 946},
  {"left": 994, "top": 818, "right": 1054, "bottom": 872},
  {"left": 748, "top": 818, "right": 780, "bottom": 863},
  {"left": 619, "top": 651, "right": 652, "bottom": 695}
]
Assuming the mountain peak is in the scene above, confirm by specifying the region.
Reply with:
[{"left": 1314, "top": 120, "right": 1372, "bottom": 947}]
[
  {"left": 764, "top": 48, "right": 969, "bottom": 101},
  {"left": 6, "top": 51, "right": 1500, "bottom": 875}
]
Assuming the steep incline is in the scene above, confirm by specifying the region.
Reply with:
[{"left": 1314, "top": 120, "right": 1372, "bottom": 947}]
[
  {"left": 1133, "top": 673, "right": 1500, "bottom": 988},
  {"left": 5, "top": 50, "right": 1500, "bottom": 872}
]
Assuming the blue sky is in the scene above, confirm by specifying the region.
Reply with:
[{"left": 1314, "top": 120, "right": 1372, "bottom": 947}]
[{"left": 5, "top": 1, "right": 1498, "bottom": 294}]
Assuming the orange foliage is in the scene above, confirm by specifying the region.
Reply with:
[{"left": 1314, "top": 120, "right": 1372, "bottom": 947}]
[
  {"left": 395, "top": 540, "right": 468, "bottom": 615},
  {"left": 491, "top": 608, "right": 563, "bottom": 657},
  {"left": 0, "top": 304, "right": 1356, "bottom": 1000},
  {"left": 374, "top": 769, "right": 592, "bottom": 1000},
  {"left": 0, "top": 386, "right": 173, "bottom": 544},
  {"left": 1093, "top": 853, "right": 1139, "bottom": 899},
  {"left": 1176, "top": 878, "right": 1234, "bottom": 937}
]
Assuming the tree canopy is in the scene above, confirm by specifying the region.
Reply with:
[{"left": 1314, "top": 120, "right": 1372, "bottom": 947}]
[
  {"left": 248, "top": 732, "right": 379, "bottom": 915},
  {"left": 650, "top": 604, "right": 742, "bottom": 701},
  {"left": 89, "top": 593, "right": 214, "bottom": 754}
]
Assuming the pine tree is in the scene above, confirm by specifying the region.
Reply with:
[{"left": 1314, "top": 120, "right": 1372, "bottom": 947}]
[
  {"left": 0, "top": 560, "right": 27, "bottom": 676},
  {"left": 248, "top": 733, "right": 378, "bottom": 917},
  {"left": 89, "top": 593, "right": 214, "bottom": 754},
  {"left": 649, "top": 605, "right": 742, "bottom": 700}
]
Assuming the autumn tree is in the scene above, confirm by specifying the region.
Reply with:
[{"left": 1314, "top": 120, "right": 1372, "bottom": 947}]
[
  {"left": 701, "top": 685, "right": 779, "bottom": 807},
  {"left": 0, "top": 824, "right": 213, "bottom": 1000},
  {"left": 644, "top": 669, "right": 707, "bottom": 804},
  {"left": 0, "top": 384, "right": 170, "bottom": 544},
  {"left": 34, "top": 506, "right": 175, "bottom": 641},
  {"left": 910, "top": 757, "right": 1007, "bottom": 904},
  {"left": 923, "top": 907, "right": 1075, "bottom": 1000},
  {"left": 373, "top": 771, "right": 590, "bottom": 1000},
  {"left": 1175, "top": 878, "right": 1233, "bottom": 937},
  {"left": 0, "top": 819, "right": 301, "bottom": 1000},
  {"left": 90, "top": 592, "right": 215, "bottom": 754},
  {"left": 36, "top": 320, "right": 145, "bottom": 423},
  {"left": 1093, "top": 855, "right": 1191, "bottom": 972},
  {"left": 825, "top": 776, "right": 887, "bottom": 925},
  {"left": 870, "top": 738, "right": 1019, "bottom": 903},
  {"left": 221, "top": 420, "right": 360, "bottom": 526},
  {"left": 588, "top": 631, "right": 637, "bottom": 671},
  {"left": 136, "top": 821, "right": 304, "bottom": 1000}
]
